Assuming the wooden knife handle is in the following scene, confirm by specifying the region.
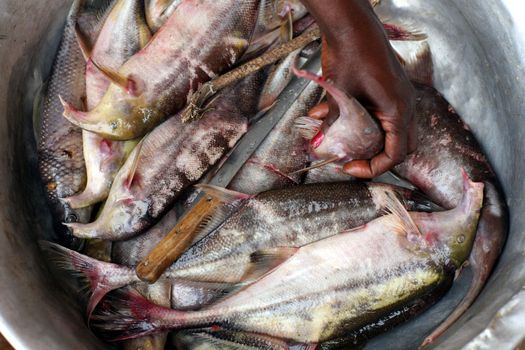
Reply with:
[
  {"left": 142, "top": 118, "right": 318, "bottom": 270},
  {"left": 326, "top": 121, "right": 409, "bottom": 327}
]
[{"left": 136, "top": 194, "right": 222, "bottom": 283}]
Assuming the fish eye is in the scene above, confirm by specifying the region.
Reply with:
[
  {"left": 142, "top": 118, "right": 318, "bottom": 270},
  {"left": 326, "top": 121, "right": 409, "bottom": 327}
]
[
  {"left": 457, "top": 234, "right": 466, "bottom": 244},
  {"left": 65, "top": 213, "right": 78, "bottom": 223}
]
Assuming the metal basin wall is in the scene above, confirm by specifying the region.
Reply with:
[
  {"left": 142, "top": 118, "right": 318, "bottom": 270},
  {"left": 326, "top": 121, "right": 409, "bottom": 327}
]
[{"left": 0, "top": 0, "right": 523, "bottom": 349}]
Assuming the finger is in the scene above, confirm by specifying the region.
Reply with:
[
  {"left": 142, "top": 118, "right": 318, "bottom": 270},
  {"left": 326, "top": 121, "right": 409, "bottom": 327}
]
[
  {"left": 307, "top": 102, "right": 329, "bottom": 120},
  {"left": 344, "top": 125, "right": 407, "bottom": 178},
  {"left": 343, "top": 152, "right": 396, "bottom": 178}
]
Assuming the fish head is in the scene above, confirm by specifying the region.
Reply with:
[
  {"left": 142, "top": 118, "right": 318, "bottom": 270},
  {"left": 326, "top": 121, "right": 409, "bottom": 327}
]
[
  {"left": 415, "top": 170, "right": 484, "bottom": 267},
  {"left": 309, "top": 102, "right": 384, "bottom": 164},
  {"left": 65, "top": 195, "right": 149, "bottom": 241},
  {"left": 62, "top": 85, "right": 163, "bottom": 140},
  {"left": 293, "top": 67, "right": 384, "bottom": 164}
]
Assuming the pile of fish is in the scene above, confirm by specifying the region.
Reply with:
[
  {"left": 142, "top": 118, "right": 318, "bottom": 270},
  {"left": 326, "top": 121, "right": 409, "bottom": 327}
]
[{"left": 36, "top": 0, "right": 508, "bottom": 349}]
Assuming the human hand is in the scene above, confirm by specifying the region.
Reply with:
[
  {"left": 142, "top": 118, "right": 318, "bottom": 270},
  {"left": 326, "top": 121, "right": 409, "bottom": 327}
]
[{"left": 301, "top": 0, "right": 416, "bottom": 178}]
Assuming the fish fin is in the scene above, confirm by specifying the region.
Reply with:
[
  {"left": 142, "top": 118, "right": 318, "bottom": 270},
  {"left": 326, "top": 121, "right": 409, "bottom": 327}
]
[
  {"left": 195, "top": 184, "right": 254, "bottom": 203},
  {"left": 241, "top": 247, "right": 299, "bottom": 283},
  {"left": 124, "top": 139, "right": 145, "bottom": 189},
  {"left": 243, "top": 29, "right": 281, "bottom": 60},
  {"left": 192, "top": 201, "right": 244, "bottom": 242},
  {"left": 74, "top": 22, "right": 93, "bottom": 61},
  {"left": 39, "top": 241, "right": 137, "bottom": 319},
  {"left": 91, "top": 60, "right": 141, "bottom": 96},
  {"left": 289, "top": 157, "right": 341, "bottom": 176},
  {"left": 60, "top": 95, "right": 89, "bottom": 121},
  {"left": 383, "top": 192, "right": 422, "bottom": 238},
  {"left": 294, "top": 116, "right": 322, "bottom": 140},
  {"left": 247, "top": 159, "right": 300, "bottom": 184},
  {"left": 383, "top": 22, "right": 428, "bottom": 41},
  {"left": 279, "top": 6, "right": 294, "bottom": 43},
  {"left": 91, "top": 288, "right": 184, "bottom": 341},
  {"left": 402, "top": 41, "right": 434, "bottom": 86}
]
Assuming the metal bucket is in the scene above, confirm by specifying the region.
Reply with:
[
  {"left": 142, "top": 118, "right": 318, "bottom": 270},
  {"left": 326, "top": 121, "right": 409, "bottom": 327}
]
[{"left": 0, "top": 0, "right": 523, "bottom": 349}]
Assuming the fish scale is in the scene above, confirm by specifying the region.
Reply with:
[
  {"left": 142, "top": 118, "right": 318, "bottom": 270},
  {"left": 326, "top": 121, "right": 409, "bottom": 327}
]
[{"left": 37, "top": 0, "right": 108, "bottom": 249}]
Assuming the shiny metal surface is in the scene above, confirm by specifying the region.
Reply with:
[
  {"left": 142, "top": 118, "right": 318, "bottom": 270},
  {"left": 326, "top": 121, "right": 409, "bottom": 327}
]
[{"left": 0, "top": 0, "right": 523, "bottom": 349}]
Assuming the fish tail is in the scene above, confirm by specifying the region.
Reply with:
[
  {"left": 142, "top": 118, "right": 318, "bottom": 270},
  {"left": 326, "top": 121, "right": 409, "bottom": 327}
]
[
  {"left": 421, "top": 182, "right": 508, "bottom": 347},
  {"left": 91, "top": 288, "right": 187, "bottom": 341},
  {"left": 39, "top": 241, "right": 138, "bottom": 318}
]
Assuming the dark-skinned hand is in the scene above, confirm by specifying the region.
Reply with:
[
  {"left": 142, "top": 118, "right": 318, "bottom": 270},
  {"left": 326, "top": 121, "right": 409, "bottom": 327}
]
[{"left": 300, "top": 0, "right": 416, "bottom": 178}]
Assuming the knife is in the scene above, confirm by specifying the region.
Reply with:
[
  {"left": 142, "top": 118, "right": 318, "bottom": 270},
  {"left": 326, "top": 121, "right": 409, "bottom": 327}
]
[{"left": 136, "top": 51, "right": 321, "bottom": 283}]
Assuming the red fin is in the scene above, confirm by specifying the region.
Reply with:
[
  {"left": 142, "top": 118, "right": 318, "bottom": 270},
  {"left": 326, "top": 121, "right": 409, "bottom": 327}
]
[
  {"left": 91, "top": 288, "right": 184, "bottom": 341},
  {"left": 289, "top": 157, "right": 341, "bottom": 176},
  {"left": 39, "top": 241, "right": 138, "bottom": 319},
  {"left": 248, "top": 159, "right": 300, "bottom": 184}
]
